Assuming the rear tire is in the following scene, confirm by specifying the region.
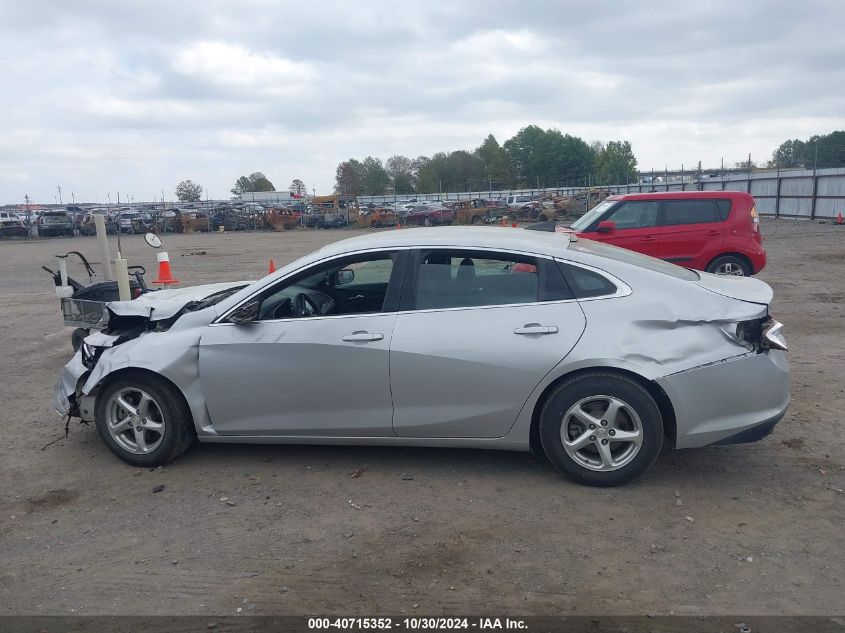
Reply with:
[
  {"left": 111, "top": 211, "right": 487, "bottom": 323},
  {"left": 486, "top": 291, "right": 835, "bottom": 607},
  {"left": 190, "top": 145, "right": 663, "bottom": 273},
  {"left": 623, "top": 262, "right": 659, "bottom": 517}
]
[
  {"left": 94, "top": 372, "right": 195, "bottom": 467},
  {"left": 706, "top": 254, "right": 751, "bottom": 276},
  {"left": 539, "top": 372, "right": 663, "bottom": 486}
]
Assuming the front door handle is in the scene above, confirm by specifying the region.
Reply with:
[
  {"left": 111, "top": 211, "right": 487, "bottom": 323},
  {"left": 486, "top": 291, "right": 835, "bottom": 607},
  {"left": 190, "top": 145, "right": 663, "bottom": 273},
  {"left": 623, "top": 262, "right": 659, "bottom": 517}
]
[
  {"left": 342, "top": 331, "right": 384, "bottom": 342},
  {"left": 514, "top": 324, "right": 559, "bottom": 336}
]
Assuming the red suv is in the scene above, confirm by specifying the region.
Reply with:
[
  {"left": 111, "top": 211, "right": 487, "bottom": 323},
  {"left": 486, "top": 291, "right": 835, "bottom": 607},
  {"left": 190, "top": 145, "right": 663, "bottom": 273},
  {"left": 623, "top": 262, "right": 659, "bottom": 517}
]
[{"left": 565, "top": 191, "right": 765, "bottom": 275}]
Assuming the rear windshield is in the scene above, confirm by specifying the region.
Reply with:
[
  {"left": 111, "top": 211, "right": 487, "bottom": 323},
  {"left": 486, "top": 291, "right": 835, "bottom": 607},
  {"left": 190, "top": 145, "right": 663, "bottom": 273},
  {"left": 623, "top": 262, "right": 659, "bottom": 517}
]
[{"left": 567, "top": 238, "right": 700, "bottom": 280}]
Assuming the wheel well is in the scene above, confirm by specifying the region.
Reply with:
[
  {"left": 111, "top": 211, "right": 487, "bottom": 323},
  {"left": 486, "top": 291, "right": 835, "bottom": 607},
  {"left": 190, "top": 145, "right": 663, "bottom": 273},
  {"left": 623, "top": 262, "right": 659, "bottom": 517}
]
[
  {"left": 91, "top": 368, "right": 193, "bottom": 421},
  {"left": 528, "top": 367, "right": 677, "bottom": 456},
  {"left": 708, "top": 252, "right": 753, "bottom": 274}
]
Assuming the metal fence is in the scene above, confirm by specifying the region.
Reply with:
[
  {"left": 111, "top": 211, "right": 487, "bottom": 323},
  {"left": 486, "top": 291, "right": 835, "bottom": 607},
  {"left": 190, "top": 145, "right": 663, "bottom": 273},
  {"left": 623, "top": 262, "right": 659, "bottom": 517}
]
[{"left": 358, "top": 167, "right": 845, "bottom": 219}]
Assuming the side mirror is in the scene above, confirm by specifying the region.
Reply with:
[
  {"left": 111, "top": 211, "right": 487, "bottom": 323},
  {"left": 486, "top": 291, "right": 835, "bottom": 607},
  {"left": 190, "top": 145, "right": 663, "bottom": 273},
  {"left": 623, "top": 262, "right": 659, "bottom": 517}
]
[
  {"left": 597, "top": 220, "right": 616, "bottom": 233},
  {"left": 333, "top": 268, "right": 355, "bottom": 286},
  {"left": 229, "top": 298, "right": 261, "bottom": 325},
  {"left": 144, "top": 233, "right": 162, "bottom": 248}
]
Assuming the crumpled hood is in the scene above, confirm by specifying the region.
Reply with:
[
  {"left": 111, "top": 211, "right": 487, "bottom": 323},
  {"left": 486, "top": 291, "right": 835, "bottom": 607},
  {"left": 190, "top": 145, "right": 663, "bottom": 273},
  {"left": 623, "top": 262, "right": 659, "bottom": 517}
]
[
  {"left": 695, "top": 273, "right": 773, "bottom": 306},
  {"left": 106, "top": 281, "right": 252, "bottom": 322}
]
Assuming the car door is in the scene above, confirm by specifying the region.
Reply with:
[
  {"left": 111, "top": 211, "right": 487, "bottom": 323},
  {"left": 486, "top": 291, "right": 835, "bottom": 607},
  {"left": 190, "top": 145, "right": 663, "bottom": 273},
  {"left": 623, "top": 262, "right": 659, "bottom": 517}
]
[
  {"left": 390, "top": 249, "right": 586, "bottom": 438},
  {"left": 198, "top": 249, "right": 406, "bottom": 436},
  {"left": 657, "top": 199, "right": 722, "bottom": 266},
  {"left": 583, "top": 200, "right": 660, "bottom": 257}
]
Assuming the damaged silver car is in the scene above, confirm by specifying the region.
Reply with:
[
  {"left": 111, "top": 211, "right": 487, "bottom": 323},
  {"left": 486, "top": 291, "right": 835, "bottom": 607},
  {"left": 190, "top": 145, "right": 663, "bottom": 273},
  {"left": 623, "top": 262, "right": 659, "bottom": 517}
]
[{"left": 55, "top": 227, "right": 789, "bottom": 486}]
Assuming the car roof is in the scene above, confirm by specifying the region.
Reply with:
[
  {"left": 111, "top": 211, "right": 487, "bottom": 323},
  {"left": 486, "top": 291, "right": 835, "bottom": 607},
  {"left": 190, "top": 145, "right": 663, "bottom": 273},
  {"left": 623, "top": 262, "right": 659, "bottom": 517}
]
[
  {"left": 316, "top": 226, "right": 572, "bottom": 258},
  {"left": 608, "top": 191, "right": 753, "bottom": 201}
]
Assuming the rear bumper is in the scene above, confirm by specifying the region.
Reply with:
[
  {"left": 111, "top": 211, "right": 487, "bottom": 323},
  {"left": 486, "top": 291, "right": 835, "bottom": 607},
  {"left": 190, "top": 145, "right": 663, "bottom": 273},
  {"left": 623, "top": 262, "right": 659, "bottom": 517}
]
[{"left": 657, "top": 350, "right": 789, "bottom": 449}]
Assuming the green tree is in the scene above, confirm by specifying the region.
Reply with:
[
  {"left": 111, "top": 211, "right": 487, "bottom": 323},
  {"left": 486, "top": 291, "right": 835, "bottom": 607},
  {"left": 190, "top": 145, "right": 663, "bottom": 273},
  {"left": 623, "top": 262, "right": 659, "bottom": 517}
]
[
  {"left": 503, "top": 126, "right": 594, "bottom": 188},
  {"left": 289, "top": 178, "right": 307, "bottom": 196},
  {"left": 361, "top": 156, "right": 391, "bottom": 195},
  {"left": 594, "top": 141, "right": 639, "bottom": 184},
  {"left": 386, "top": 155, "right": 416, "bottom": 194},
  {"left": 175, "top": 179, "right": 203, "bottom": 202},
  {"left": 474, "top": 134, "right": 512, "bottom": 189},
  {"left": 335, "top": 159, "right": 366, "bottom": 194},
  {"left": 231, "top": 172, "right": 275, "bottom": 195}
]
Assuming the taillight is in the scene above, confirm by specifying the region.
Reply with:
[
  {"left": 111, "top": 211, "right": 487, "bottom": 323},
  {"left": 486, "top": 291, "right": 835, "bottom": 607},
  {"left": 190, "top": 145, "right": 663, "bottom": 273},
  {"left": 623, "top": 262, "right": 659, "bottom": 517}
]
[
  {"left": 731, "top": 317, "right": 787, "bottom": 352},
  {"left": 762, "top": 320, "right": 788, "bottom": 351},
  {"left": 750, "top": 205, "right": 759, "bottom": 233}
]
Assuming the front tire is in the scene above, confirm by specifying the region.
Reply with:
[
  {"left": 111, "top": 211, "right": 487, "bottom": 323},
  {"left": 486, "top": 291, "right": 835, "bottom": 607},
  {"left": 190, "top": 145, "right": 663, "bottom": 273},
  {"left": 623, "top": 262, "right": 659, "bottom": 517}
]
[
  {"left": 94, "top": 372, "right": 195, "bottom": 467},
  {"left": 539, "top": 372, "right": 663, "bottom": 486},
  {"left": 706, "top": 254, "right": 751, "bottom": 276}
]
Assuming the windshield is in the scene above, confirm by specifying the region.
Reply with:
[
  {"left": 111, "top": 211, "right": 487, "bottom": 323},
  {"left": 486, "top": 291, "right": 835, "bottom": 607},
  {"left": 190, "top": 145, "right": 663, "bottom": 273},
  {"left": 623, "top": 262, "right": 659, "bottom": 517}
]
[{"left": 568, "top": 200, "right": 616, "bottom": 231}]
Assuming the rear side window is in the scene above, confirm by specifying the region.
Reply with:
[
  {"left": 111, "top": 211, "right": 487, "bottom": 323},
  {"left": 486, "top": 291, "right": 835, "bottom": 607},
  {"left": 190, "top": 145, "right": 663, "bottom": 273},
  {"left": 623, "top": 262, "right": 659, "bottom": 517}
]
[
  {"left": 715, "top": 199, "right": 732, "bottom": 221},
  {"left": 410, "top": 250, "right": 572, "bottom": 310},
  {"left": 557, "top": 262, "right": 618, "bottom": 298},
  {"left": 662, "top": 199, "right": 718, "bottom": 225}
]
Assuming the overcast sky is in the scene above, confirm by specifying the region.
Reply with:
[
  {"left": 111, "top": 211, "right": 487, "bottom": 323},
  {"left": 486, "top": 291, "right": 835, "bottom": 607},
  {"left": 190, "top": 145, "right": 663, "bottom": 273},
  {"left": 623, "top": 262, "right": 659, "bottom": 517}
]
[{"left": 2, "top": 0, "right": 843, "bottom": 204}]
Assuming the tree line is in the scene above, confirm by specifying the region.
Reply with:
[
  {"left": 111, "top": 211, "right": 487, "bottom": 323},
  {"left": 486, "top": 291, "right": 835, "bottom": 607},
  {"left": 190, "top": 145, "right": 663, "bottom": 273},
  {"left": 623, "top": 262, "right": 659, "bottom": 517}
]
[
  {"left": 770, "top": 131, "right": 845, "bottom": 170},
  {"left": 334, "top": 126, "right": 639, "bottom": 196}
]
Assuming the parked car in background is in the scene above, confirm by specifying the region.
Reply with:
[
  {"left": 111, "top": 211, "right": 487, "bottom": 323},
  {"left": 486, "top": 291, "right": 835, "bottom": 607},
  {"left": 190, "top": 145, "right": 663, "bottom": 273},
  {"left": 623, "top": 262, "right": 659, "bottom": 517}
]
[
  {"left": 564, "top": 191, "right": 765, "bottom": 276},
  {"left": 506, "top": 195, "right": 534, "bottom": 212},
  {"left": 356, "top": 207, "right": 398, "bottom": 228},
  {"left": 37, "top": 211, "right": 74, "bottom": 237},
  {"left": 55, "top": 227, "right": 789, "bottom": 486},
  {"left": 117, "top": 212, "right": 150, "bottom": 234},
  {"left": 0, "top": 216, "right": 28, "bottom": 238},
  {"left": 404, "top": 204, "right": 455, "bottom": 226}
]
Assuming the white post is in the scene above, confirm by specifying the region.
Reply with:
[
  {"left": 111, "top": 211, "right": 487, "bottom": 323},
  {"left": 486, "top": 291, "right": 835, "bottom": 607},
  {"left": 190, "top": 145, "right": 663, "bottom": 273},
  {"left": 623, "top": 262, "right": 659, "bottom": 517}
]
[
  {"left": 114, "top": 256, "right": 131, "bottom": 301},
  {"left": 93, "top": 214, "right": 114, "bottom": 281}
]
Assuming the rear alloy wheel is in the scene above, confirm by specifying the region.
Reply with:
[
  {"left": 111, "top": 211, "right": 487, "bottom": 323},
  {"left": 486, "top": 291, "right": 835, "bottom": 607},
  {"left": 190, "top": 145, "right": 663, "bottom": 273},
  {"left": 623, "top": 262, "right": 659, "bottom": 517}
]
[
  {"left": 707, "top": 255, "right": 751, "bottom": 276},
  {"left": 95, "top": 372, "right": 195, "bottom": 467},
  {"left": 539, "top": 372, "right": 663, "bottom": 486},
  {"left": 424, "top": 217, "right": 433, "bottom": 227}
]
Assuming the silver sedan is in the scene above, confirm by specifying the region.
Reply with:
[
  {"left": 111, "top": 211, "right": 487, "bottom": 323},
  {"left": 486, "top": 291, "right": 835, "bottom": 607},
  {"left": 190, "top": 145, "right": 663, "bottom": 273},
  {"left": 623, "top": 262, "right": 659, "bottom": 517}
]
[{"left": 55, "top": 227, "right": 789, "bottom": 486}]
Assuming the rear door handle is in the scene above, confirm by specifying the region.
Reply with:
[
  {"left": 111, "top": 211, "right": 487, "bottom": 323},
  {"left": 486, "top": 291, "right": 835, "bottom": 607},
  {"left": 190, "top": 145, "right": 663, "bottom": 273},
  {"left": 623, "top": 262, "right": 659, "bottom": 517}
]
[
  {"left": 342, "top": 331, "right": 384, "bottom": 342},
  {"left": 514, "top": 324, "right": 559, "bottom": 336}
]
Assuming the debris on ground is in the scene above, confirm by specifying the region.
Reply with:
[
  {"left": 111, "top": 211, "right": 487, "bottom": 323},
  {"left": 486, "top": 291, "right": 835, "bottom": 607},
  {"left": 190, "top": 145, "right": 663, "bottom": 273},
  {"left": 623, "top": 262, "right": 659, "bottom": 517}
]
[{"left": 152, "top": 485, "right": 165, "bottom": 493}]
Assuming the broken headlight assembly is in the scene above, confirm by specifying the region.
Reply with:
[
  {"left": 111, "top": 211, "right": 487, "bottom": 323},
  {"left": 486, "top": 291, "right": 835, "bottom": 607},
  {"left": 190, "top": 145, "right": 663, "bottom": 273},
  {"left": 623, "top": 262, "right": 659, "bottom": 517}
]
[{"left": 80, "top": 342, "right": 101, "bottom": 369}]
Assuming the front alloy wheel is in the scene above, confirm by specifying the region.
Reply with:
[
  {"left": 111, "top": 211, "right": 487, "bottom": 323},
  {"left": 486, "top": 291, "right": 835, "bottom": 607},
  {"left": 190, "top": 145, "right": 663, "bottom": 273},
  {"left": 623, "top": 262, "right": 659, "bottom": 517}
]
[
  {"left": 105, "top": 387, "right": 165, "bottom": 455},
  {"left": 95, "top": 371, "right": 195, "bottom": 466}
]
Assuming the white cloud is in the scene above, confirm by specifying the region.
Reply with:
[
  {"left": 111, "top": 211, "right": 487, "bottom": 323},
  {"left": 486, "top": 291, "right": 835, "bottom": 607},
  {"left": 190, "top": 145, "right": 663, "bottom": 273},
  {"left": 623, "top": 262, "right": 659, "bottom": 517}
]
[
  {"left": 0, "top": 0, "right": 844, "bottom": 202},
  {"left": 172, "top": 41, "right": 316, "bottom": 93}
]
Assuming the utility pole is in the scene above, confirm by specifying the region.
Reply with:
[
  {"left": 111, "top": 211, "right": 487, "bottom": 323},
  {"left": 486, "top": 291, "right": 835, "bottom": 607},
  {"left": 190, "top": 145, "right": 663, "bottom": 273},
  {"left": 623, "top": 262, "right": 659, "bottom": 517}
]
[{"left": 57, "top": 185, "right": 62, "bottom": 205}]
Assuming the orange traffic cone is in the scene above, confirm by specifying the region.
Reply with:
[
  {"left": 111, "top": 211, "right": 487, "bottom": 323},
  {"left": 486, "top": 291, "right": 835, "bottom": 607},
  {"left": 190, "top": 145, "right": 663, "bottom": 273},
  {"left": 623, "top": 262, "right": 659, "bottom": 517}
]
[
  {"left": 836, "top": 212, "right": 844, "bottom": 225},
  {"left": 268, "top": 259, "right": 276, "bottom": 274},
  {"left": 512, "top": 222, "right": 517, "bottom": 228},
  {"left": 152, "top": 251, "right": 179, "bottom": 285}
]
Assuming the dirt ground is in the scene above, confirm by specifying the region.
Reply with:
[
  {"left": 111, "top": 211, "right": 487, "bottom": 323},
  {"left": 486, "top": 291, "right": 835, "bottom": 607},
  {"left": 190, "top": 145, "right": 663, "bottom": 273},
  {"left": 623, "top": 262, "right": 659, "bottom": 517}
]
[{"left": 1, "top": 220, "right": 843, "bottom": 616}]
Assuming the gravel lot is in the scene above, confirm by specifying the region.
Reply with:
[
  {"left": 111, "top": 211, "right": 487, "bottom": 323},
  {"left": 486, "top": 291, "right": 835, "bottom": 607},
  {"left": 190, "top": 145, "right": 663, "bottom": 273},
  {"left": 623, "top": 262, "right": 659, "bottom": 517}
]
[{"left": 1, "top": 220, "right": 843, "bottom": 615}]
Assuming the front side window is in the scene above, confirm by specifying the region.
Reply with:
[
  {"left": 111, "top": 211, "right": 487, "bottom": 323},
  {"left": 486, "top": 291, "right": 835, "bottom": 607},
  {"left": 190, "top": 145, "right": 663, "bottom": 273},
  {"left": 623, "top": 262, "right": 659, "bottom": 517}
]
[
  {"left": 607, "top": 200, "right": 658, "bottom": 229},
  {"left": 251, "top": 252, "right": 397, "bottom": 321},
  {"left": 661, "top": 199, "right": 718, "bottom": 225},
  {"left": 410, "top": 250, "right": 572, "bottom": 310}
]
